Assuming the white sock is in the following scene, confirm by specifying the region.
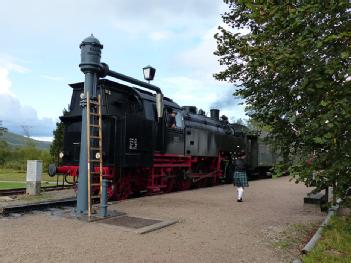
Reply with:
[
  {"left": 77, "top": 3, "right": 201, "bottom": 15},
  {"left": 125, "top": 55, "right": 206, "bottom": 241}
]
[{"left": 237, "top": 187, "right": 244, "bottom": 200}]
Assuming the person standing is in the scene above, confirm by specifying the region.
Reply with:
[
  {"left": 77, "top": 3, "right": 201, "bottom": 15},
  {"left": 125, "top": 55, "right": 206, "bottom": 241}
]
[
  {"left": 167, "top": 109, "right": 177, "bottom": 128},
  {"left": 233, "top": 151, "right": 249, "bottom": 202}
]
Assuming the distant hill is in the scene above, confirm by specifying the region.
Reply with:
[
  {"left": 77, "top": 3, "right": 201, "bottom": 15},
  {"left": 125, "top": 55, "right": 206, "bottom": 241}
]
[{"left": 0, "top": 131, "right": 51, "bottom": 150}]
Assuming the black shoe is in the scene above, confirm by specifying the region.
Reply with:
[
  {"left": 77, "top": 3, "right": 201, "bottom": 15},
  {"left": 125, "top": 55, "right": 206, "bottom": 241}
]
[{"left": 237, "top": 199, "right": 243, "bottom": 202}]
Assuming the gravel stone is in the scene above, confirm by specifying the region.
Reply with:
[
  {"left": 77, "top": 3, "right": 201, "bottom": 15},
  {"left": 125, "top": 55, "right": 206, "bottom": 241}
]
[{"left": 0, "top": 176, "right": 324, "bottom": 263}]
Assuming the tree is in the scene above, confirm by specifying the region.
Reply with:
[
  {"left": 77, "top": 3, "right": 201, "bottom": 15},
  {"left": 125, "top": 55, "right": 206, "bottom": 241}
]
[
  {"left": 0, "top": 120, "right": 8, "bottom": 137},
  {"left": 50, "top": 110, "right": 67, "bottom": 164},
  {"left": 214, "top": 1, "right": 351, "bottom": 199}
]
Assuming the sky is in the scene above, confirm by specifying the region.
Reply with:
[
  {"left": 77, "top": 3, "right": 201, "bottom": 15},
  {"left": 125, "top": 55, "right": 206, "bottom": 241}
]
[{"left": 0, "top": 0, "right": 246, "bottom": 141}]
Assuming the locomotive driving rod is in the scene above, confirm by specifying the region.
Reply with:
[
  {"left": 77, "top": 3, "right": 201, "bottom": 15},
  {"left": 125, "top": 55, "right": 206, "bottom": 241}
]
[{"left": 99, "top": 62, "right": 163, "bottom": 95}]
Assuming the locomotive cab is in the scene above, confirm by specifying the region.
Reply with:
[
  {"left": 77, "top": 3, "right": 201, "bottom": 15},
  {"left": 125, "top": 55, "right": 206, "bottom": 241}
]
[{"left": 163, "top": 107, "right": 185, "bottom": 154}]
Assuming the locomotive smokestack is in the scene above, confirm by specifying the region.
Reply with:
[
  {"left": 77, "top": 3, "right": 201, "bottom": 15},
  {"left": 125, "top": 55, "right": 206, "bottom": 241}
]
[{"left": 210, "top": 109, "right": 220, "bottom": 121}]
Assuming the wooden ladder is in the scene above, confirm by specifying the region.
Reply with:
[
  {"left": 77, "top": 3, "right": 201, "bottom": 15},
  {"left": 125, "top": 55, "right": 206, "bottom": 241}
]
[{"left": 86, "top": 92, "right": 103, "bottom": 218}]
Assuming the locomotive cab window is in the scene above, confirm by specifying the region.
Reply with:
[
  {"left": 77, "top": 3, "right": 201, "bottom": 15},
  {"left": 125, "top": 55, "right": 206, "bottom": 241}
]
[
  {"left": 175, "top": 110, "right": 184, "bottom": 128},
  {"left": 166, "top": 108, "right": 184, "bottom": 129}
]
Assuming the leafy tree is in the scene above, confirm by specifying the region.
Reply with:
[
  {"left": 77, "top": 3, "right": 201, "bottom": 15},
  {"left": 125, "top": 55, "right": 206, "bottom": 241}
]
[
  {"left": 50, "top": 110, "right": 67, "bottom": 164},
  {"left": 0, "top": 120, "right": 7, "bottom": 137},
  {"left": 234, "top": 118, "right": 245, "bottom": 125},
  {"left": 215, "top": 1, "right": 351, "bottom": 200}
]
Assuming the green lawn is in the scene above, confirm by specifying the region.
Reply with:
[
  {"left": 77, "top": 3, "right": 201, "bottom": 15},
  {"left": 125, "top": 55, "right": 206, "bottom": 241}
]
[
  {"left": 0, "top": 168, "right": 57, "bottom": 182},
  {"left": 0, "top": 181, "right": 25, "bottom": 189},
  {"left": 0, "top": 168, "right": 68, "bottom": 190},
  {"left": 302, "top": 215, "right": 351, "bottom": 263}
]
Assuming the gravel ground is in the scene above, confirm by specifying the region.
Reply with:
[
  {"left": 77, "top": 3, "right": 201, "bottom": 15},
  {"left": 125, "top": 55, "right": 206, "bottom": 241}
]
[{"left": 0, "top": 176, "right": 324, "bottom": 263}]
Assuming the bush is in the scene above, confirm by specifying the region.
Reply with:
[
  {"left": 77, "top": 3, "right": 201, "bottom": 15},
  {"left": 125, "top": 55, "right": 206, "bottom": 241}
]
[{"left": 0, "top": 143, "right": 51, "bottom": 172}]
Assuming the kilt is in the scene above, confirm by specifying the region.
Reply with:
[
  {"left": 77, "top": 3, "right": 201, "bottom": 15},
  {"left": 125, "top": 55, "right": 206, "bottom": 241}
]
[{"left": 233, "top": 171, "right": 249, "bottom": 187}]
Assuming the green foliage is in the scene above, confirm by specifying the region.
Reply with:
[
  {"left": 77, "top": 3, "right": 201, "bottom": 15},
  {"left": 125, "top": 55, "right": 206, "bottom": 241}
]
[
  {"left": 0, "top": 142, "right": 51, "bottom": 171},
  {"left": 50, "top": 109, "right": 66, "bottom": 164},
  {"left": 0, "top": 120, "right": 8, "bottom": 137},
  {"left": 215, "top": 1, "right": 351, "bottom": 197},
  {"left": 0, "top": 182, "right": 25, "bottom": 190}
]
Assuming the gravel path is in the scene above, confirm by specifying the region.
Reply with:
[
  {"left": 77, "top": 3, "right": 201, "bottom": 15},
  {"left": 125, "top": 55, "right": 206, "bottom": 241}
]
[{"left": 0, "top": 176, "right": 324, "bottom": 263}]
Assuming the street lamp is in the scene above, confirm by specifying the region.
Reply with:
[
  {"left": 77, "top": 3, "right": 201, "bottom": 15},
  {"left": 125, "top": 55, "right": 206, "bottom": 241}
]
[{"left": 143, "top": 65, "right": 156, "bottom": 82}]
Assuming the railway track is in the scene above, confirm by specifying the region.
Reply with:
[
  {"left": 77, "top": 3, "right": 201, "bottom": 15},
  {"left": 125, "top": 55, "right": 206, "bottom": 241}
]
[
  {"left": 0, "top": 185, "right": 73, "bottom": 196},
  {"left": 0, "top": 196, "right": 103, "bottom": 216},
  {"left": 1, "top": 198, "right": 77, "bottom": 216}
]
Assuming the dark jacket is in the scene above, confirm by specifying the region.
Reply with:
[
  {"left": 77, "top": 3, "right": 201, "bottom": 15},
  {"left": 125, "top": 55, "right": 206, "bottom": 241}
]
[
  {"left": 234, "top": 158, "right": 247, "bottom": 172},
  {"left": 167, "top": 115, "right": 176, "bottom": 127}
]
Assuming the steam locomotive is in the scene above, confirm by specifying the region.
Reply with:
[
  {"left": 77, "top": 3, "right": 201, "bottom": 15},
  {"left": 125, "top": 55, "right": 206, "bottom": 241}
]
[{"left": 50, "top": 77, "right": 278, "bottom": 200}]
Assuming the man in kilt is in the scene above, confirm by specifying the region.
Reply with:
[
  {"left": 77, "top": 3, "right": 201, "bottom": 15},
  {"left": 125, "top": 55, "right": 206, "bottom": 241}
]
[{"left": 233, "top": 151, "right": 249, "bottom": 202}]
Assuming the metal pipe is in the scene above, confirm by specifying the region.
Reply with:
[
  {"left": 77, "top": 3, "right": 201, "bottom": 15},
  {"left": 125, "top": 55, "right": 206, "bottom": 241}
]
[
  {"left": 76, "top": 74, "right": 96, "bottom": 214},
  {"left": 106, "top": 69, "right": 162, "bottom": 94},
  {"left": 100, "top": 179, "right": 108, "bottom": 217}
]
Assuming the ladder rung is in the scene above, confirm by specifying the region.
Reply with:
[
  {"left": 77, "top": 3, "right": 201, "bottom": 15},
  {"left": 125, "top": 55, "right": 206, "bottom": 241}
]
[
  {"left": 91, "top": 183, "right": 101, "bottom": 186},
  {"left": 89, "top": 159, "right": 101, "bottom": 163},
  {"left": 90, "top": 172, "right": 101, "bottom": 174},
  {"left": 90, "top": 147, "right": 101, "bottom": 150},
  {"left": 90, "top": 113, "right": 99, "bottom": 116},
  {"left": 91, "top": 195, "right": 100, "bottom": 199},
  {"left": 90, "top": 136, "right": 101, "bottom": 139},
  {"left": 90, "top": 124, "right": 100, "bottom": 128}
]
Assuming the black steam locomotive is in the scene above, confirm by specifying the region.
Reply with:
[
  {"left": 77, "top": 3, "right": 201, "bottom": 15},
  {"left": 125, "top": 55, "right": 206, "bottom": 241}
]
[{"left": 51, "top": 77, "right": 278, "bottom": 200}]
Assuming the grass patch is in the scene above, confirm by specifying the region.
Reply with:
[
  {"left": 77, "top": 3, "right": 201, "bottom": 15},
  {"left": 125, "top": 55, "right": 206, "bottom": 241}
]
[
  {"left": 264, "top": 222, "right": 320, "bottom": 262},
  {"left": 0, "top": 181, "right": 25, "bottom": 189},
  {"left": 273, "top": 223, "right": 319, "bottom": 251},
  {"left": 0, "top": 168, "right": 57, "bottom": 182},
  {"left": 302, "top": 215, "right": 351, "bottom": 263}
]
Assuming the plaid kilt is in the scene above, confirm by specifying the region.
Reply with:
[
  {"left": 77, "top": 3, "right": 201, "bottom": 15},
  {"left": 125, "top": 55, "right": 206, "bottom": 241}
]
[{"left": 233, "top": 171, "right": 249, "bottom": 187}]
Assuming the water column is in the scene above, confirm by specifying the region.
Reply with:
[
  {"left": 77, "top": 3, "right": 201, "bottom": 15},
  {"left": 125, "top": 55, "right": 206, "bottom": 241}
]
[{"left": 76, "top": 35, "right": 103, "bottom": 214}]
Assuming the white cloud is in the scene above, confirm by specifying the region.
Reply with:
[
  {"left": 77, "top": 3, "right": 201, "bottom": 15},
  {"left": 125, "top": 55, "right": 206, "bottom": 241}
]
[
  {"left": 0, "top": 54, "right": 30, "bottom": 74},
  {"left": 157, "top": 75, "right": 246, "bottom": 120},
  {"left": 0, "top": 54, "right": 30, "bottom": 96},
  {"left": 0, "top": 95, "right": 55, "bottom": 137},
  {"left": 0, "top": 59, "right": 55, "bottom": 137},
  {"left": 31, "top": 136, "right": 53, "bottom": 142},
  {"left": 0, "top": 0, "right": 222, "bottom": 38},
  {"left": 161, "top": 25, "right": 247, "bottom": 120},
  {"left": 176, "top": 26, "right": 220, "bottom": 77},
  {"left": 0, "top": 68, "right": 14, "bottom": 96}
]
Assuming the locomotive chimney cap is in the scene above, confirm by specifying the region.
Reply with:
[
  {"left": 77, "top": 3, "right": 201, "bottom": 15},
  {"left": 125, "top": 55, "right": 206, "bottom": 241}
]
[{"left": 80, "top": 34, "right": 103, "bottom": 48}]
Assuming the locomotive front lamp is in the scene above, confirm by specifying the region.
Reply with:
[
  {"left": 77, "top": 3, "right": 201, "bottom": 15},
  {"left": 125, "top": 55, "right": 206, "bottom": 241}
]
[{"left": 143, "top": 65, "right": 156, "bottom": 82}]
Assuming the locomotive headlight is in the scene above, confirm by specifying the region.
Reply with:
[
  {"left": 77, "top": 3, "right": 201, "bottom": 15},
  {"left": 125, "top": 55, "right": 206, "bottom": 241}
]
[
  {"left": 95, "top": 152, "right": 101, "bottom": 159},
  {"left": 59, "top": 152, "right": 64, "bottom": 159}
]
